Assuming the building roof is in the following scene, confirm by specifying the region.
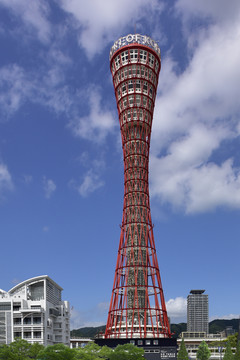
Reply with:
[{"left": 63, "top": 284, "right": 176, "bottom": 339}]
[
  {"left": 190, "top": 290, "right": 205, "bottom": 294},
  {"left": 8, "top": 275, "right": 63, "bottom": 294}
]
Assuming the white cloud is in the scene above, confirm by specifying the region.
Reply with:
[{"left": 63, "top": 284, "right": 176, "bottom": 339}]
[
  {"left": 0, "top": 0, "right": 51, "bottom": 43},
  {"left": 150, "top": 5, "right": 240, "bottom": 213},
  {"left": 210, "top": 314, "right": 240, "bottom": 321},
  {"left": 42, "top": 226, "right": 49, "bottom": 232},
  {"left": 58, "top": 0, "right": 164, "bottom": 58},
  {"left": 0, "top": 65, "right": 32, "bottom": 118},
  {"left": 175, "top": 0, "right": 240, "bottom": 24},
  {"left": 69, "top": 87, "right": 115, "bottom": 143},
  {"left": 43, "top": 177, "right": 56, "bottom": 199},
  {"left": 0, "top": 162, "right": 14, "bottom": 198},
  {"left": 166, "top": 297, "right": 187, "bottom": 320}
]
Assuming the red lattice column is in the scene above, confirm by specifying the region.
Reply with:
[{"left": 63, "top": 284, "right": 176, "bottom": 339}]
[{"left": 105, "top": 35, "right": 171, "bottom": 339}]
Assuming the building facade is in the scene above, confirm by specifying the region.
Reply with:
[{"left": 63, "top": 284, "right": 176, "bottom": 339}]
[
  {"left": 179, "top": 332, "right": 226, "bottom": 360},
  {"left": 187, "top": 290, "right": 209, "bottom": 334},
  {"left": 0, "top": 275, "right": 70, "bottom": 346}
]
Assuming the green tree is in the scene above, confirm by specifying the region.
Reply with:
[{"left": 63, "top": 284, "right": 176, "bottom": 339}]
[
  {"left": 178, "top": 339, "right": 188, "bottom": 360},
  {"left": 109, "top": 343, "right": 144, "bottom": 360},
  {"left": 36, "top": 343, "right": 76, "bottom": 360},
  {"left": 28, "top": 343, "right": 44, "bottom": 359},
  {"left": 227, "top": 334, "right": 238, "bottom": 349},
  {"left": 75, "top": 343, "right": 113, "bottom": 360},
  {"left": 196, "top": 341, "right": 211, "bottom": 360},
  {"left": 223, "top": 342, "right": 233, "bottom": 360},
  {"left": 0, "top": 344, "right": 11, "bottom": 360},
  {"left": 235, "top": 341, "right": 240, "bottom": 360},
  {"left": 0, "top": 338, "right": 31, "bottom": 360}
]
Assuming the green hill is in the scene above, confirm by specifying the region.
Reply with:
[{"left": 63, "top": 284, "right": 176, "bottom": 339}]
[{"left": 70, "top": 319, "right": 239, "bottom": 339}]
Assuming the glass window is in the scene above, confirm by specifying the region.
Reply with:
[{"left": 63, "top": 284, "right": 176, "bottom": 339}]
[
  {"left": 136, "top": 80, "right": 141, "bottom": 91},
  {"left": 33, "top": 317, "right": 41, "bottom": 324},
  {"left": 148, "top": 53, "right": 155, "bottom": 68},
  {"left": 128, "top": 80, "right": 133, "bottom": 92},
  {"left": 0, "top": 303, "right": 11, "bottom": 311},
  {"left": 138, "top": 340, "right": 143, "bottom": 345},
  {"left": 23, "top": 332, "right": 31, "bottom": 339},
  {"left": 14, "top": 332, "right": 21, "bottom": 338},
  {"left": 33, "top": 331, "right": 41, "bottom": 339},
  {"left": 23, "top": 317, "right": 31, "bottom": 325}
]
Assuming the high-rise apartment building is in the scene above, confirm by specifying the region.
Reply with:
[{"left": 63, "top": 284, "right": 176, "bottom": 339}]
[
  {"left": 0, "top": 275, "right": 70, "bottom": 346},
  {"left": 187, "top": 290, "right": 209, "bottom": 334}
]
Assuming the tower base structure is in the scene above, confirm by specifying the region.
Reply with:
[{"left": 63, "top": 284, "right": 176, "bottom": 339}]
[{"left": 95, "top": 337, "right": 177, "bottom": 360}]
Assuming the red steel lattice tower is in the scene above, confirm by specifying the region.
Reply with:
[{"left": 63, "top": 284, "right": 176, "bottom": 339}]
[{"left": 105, "top": 34, "right": 171, "bottom": 339}]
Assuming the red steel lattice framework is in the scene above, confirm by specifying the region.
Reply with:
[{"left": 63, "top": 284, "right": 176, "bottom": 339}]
[{"left": 105, "top": 34, "right": 171, "bottom": 339}]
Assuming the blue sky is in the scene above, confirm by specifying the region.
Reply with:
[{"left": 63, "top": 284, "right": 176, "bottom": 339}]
[{"left": 0, "top": 0, "right": 240, "bottom": 329}]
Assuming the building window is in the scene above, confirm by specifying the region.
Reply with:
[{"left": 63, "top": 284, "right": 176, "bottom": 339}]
[
  {"left": 0, "top": 303, "right": 11, "bottom": 311},
  {"left": 33, "top": 317, "right": 41, "bottom": 324},
  {"left": 23, "top": 317, "right": 31, "bottom": 325},
  {"left": 23, "top": 332, "right": 31, "bottom": 339},
  {"left": 14, "top": 318, "right": 21, "bottom": 325},
  {"left": 138, "top": 340, "right": 143, "bottom": 345},
  {"left": 33, "top": 331, "right": 41, "bottom": 339},
  {"left": 14, "top": 332, "right": 22, "bottom": 338}
]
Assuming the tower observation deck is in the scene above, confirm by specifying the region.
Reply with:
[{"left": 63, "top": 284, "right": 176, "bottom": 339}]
[{"left": 105, "top": 34, "right": 171, "bottom": 339}]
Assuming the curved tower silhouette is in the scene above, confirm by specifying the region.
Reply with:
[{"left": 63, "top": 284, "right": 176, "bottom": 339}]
[{"left": 105, "top": 34, "right": 171, "bottom": 339}]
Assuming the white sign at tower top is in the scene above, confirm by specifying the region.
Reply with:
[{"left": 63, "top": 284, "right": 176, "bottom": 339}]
[{"left": 110, "top": 34, "right": 161, "bottom": 59}]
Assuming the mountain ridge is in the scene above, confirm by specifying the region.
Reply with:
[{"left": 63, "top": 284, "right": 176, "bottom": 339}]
[{"left": 70, "top": 318, "right": 239, "bottom": 339}]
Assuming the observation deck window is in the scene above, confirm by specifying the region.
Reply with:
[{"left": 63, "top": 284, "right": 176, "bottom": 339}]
[
  {"left": 130, "top": 49, "right": 138, "bottom": 63},
  {"left": 140, "top": 50, "right": 147, "bottom": 64},
  {"left": 121, "top": 50, "right": 129, "bottom": 65},
  {"left": 148, "top": 53, "right": 155, "bottom": 68},
  {"left": 128, "top": 80, "right": 133, "bottom": 93},
  {"left": 122, "top": 83, "right": 126, "bottom": 94},
  {"left": 136, "top": 80, "right": 141, "bottom": 92},
  {"left": 149, "top": 86, "right": 153, "bottom": 98},
  {"left": 131, "top": 65, "right": 136, "bottom": 77},
  {"left": 136, "top": 95, "right": 141, "bottom": 105},
  {"left": 143, "top": 81, "right": 148, "bottom": 94},
  {"left": 114, "top": 55, "right": 120, "bottom": 69},
  {"left": 142, "top": 96, "right": 147, "bottom": 107}
]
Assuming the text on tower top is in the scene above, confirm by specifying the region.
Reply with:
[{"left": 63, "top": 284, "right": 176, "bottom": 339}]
[{"left": 110, "top": 34, "right": 161, "bottom": 60}]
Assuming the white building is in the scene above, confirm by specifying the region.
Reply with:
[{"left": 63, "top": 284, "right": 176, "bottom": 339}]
[
  {"left": 70, "top": 337, "right": 93, "bottom": 349},
  {"left": 0, "top": 275, "right": 70, "bottom": 346},
  {"left": 178, "top": 332, "right": 227, "bottom": 360}
]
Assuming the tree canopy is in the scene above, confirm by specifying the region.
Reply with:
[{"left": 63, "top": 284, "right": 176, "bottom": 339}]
[
  {"left": 0, "top": 340, "right": 145, "bottom": 360},
  {"left": 177, "top": 339, "right": 188, "bottom": 360},
  {"left": 196, "top": 341, "right": 211, "bottom": 360}
]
